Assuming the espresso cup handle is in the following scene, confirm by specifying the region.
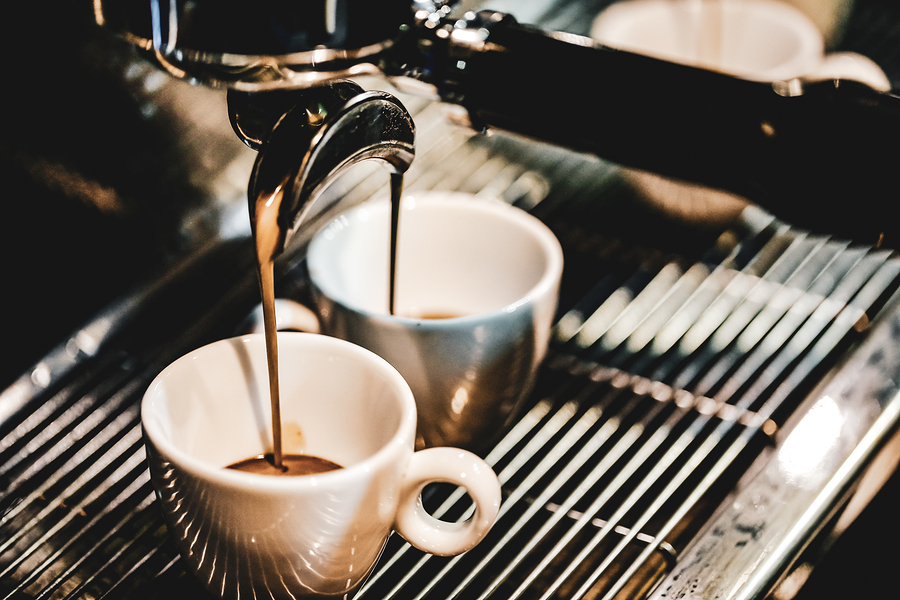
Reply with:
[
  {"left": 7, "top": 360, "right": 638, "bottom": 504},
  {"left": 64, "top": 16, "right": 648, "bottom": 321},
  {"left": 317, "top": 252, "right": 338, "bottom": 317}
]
[
  {"left": 393, "top": 447, "right": 502, "bottom": 556},
  {"left": 244, "top": 298, "right": 321, "bottom": 334},
  {"left": 811, "top": 52, "right": 891, "bottom": 92}
]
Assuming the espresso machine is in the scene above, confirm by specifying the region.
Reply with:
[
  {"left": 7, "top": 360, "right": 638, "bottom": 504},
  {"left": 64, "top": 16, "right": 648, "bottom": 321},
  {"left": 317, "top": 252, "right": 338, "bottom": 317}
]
[
  {"left": 94, "top": 0, "right": 900, "bottom": 245},
  {"left": 3, "top": 1, "right": 900, "bottom": 599}
]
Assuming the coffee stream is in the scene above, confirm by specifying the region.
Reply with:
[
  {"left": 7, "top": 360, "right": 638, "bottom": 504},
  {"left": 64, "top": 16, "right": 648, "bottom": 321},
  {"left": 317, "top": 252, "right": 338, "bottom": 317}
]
[
  {"left": 250, "top": 172, "right": 406, "bottom": 474},
  {"left": 389, "top": 172, "right": 402, "bottom": 316},
  {"left": 253, "top": 184, "right": 288, "bottom": 471}
]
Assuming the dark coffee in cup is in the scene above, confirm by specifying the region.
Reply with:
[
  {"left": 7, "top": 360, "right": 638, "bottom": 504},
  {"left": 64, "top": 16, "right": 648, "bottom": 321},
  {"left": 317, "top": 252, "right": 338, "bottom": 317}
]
[{"left": 227, "top": 453, "right": 342, "bottom": 477}]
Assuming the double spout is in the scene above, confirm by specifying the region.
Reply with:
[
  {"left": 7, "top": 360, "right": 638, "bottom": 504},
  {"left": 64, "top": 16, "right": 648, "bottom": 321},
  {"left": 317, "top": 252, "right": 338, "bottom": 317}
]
[{"left": 229, "top": 81, "right": 415, "bottom": 259}]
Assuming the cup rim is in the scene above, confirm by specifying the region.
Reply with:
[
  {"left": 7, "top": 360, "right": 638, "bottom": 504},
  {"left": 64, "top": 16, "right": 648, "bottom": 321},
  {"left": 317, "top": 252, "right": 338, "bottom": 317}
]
[
  {"left": 306, "top": 191, "right": 564, "bottom": 325},
  {"left": 141, "top": 332, "right": 418, "bottom": 490}
]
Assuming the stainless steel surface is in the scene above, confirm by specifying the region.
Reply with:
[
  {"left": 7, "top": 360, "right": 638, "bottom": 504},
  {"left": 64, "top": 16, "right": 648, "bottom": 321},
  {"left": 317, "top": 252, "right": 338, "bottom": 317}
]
[
  {"left": 651, "top": 288, "right": 900, "bottom": 600},
  {"left": 4, "top": 90, "right": 900, "bottom": 598}
]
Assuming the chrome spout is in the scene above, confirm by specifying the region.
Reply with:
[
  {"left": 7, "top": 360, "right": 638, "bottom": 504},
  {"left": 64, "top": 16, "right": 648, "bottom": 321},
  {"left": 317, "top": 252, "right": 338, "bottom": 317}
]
[{"left": 231, "top": 82, "right": 415, "bottom": 258}]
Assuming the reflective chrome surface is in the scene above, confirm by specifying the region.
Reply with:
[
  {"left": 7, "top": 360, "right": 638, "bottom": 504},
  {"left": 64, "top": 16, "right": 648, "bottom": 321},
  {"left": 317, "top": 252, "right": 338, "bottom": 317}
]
[{"left": 652, "top": 289, "right": 900, "bottom": 600}]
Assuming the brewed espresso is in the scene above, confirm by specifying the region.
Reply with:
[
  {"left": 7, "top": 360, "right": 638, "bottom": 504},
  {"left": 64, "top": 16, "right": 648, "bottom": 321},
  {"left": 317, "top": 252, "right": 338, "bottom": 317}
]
[
  {"left": 411, "top": 313, "right": 461, "bottom": 320},
  {"left": 227, "top": 453, "right": 342, "bottom": 477}
]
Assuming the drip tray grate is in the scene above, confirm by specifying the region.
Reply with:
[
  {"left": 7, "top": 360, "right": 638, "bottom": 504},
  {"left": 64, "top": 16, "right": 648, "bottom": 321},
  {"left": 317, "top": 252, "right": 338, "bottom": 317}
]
[
  {"left": 352, "top": 205, "right": 900, "bottom": 600},
  {"left": 2, "top": 101, "right": 900, "bottom": 599},
  {"left": 356, "top": 364, "right": 774, "bottom": 600}
]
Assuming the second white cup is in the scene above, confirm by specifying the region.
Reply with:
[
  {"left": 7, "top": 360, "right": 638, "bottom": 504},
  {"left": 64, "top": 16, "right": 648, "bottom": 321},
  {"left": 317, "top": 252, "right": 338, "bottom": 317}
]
[{"left": 305, "top": 191, "right": 564, "bottom": 450}]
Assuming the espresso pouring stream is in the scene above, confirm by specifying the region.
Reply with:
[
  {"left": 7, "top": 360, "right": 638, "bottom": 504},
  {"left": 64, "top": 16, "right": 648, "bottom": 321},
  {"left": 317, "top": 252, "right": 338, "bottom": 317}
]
[
  {"left": 253, "top": 184, "right": 288, "bottom": 470},
  {"left": 253, "top": 173, "right": 407, "bottom": 470},
  {"left": 235, "top": 84, "right": 415, "bottom": 469}
]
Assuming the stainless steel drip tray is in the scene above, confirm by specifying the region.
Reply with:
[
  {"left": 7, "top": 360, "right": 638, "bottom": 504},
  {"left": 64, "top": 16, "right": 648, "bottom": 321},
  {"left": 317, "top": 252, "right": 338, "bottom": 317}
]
[
  {"left": 286, "top": 195, "right": 900, "bottom": 600},
  {"left": 3, "top": 104, "right": 900, "bottom": 600},
  {"left": 345, "top": 206, "right": 900, "bottom": 600}
]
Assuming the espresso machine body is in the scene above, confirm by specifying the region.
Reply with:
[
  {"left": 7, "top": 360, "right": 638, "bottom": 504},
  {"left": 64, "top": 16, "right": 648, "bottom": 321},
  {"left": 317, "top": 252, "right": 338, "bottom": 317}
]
[{"left": 92, "top": 0, "right": 900, "bottom": 244}]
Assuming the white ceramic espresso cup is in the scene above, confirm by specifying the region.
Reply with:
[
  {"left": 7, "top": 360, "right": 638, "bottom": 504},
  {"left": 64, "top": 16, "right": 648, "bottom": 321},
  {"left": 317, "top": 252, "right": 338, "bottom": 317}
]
[
  {"left": 304, "top": 191, "right": 564, "bottom": 451},
  {"left": 591, "top": 0, "right": 890, "bottom": 90},
  {"left": 141, "top": 332, "right": 501, "bottom": 599}
]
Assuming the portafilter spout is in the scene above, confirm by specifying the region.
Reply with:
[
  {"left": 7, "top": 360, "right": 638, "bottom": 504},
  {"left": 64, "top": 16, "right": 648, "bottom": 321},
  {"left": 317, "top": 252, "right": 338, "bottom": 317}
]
[{"left": 229, "top": 81, "right": 416, "bottom": 260}]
